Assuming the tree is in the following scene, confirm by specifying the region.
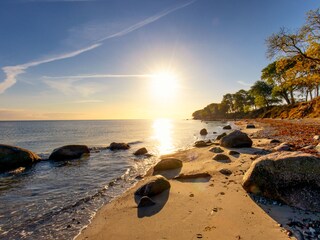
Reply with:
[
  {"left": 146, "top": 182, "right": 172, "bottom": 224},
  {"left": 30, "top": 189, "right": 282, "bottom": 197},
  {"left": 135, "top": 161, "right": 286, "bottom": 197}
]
[
  {"left": 233, "top": 89, "right": 254, "bottom": 113},
  {"left": 221, "top": 93, "right": 234, "bottom": 113},
  {"left": 249, "top": 80, "right": 277, "bottom": 107},
  {"left": 261, "top": 61, "right": 292, "bottom": 104}
]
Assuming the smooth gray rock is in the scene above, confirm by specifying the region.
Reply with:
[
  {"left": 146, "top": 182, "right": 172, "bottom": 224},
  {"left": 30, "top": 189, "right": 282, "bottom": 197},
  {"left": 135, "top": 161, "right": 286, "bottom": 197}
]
[
  {"left": 134, "top": 147, "right": 148, "bottom": 156},
  {"left": 135, "top": 175, "right": 170, "bottom": 197},
  {"left": 154, "top": 158, "right": 182, "bottom": 171},
  {"left": 194, "top": 140, "right": 208, "bottom": 148},
  {"left": 49, "top": 145, "right": 90, "bottom": 161},
  {"left": 109, "top": 142, "right": 130, "bottom": 150},
  {"left": 200, "top": 128, "right": 208, "bottom": 135},
  {"left": 220, "top": 130, "right": 253, "bottom": 148},
  {"left": 213, "top": 154, "right": 231, "bottom": 162}
]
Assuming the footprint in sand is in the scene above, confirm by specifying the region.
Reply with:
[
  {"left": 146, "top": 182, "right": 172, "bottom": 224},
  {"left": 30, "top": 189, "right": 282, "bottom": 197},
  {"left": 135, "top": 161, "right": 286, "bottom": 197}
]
[
  {"left": 210, "top": 207, "right": 223, "bottom": 215},
  {"left": 204, "top": 225, "right": 216, "bottom": 231}
]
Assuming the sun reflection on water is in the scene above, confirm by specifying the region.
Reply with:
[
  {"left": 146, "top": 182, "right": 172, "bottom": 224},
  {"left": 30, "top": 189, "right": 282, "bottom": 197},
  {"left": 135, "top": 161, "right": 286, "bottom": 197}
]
[{"left": 152, "top": 118, "right": 174, "bottom": 155}]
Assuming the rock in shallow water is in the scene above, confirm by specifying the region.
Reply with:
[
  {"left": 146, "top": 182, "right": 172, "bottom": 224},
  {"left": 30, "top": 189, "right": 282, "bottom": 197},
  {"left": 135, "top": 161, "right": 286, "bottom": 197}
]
[
  {"left": 109, "top": 142, "right": 130, "bottom": 150},
  {"left": 220, "top": 130, "right": 252, "bottom": 148},
  {"left": 134, "top": 147, "right": 148, "bottom": 156},
  {"left": 0, "top": 144, "right": 41, "bottom": 172},
  {"left": 200, "top": 128, "right": 208, "bottom": 135},
  {"left": 223, "top": 125, "right": 232, "bottom": 130},
  {"left": 242, "top": 151, "right": 320, "bottom": 212},
  {"left": 49, "top": 145, "right": 90, "bottom": 161},
  {"left": 194, "top": 141, "right": 208, "bottom": 148},
  {"left": 135, "top": 175, "right": 170, "bottom": 197}
]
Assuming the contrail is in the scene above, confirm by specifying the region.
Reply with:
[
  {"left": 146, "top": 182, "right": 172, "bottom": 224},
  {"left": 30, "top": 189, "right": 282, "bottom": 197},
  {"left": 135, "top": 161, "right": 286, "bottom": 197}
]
[
  {"left": 43, "top": 74, "right": 153, "bottom": 79},
  {"left": 0, "top": 0, "right": 197, "bottom": 94}
]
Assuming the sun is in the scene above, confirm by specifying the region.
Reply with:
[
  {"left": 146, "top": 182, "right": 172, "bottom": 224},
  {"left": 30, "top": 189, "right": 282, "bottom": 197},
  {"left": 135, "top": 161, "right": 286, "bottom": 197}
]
[{"left": 150, "top": 71, "right": 179, "bottom": 99}]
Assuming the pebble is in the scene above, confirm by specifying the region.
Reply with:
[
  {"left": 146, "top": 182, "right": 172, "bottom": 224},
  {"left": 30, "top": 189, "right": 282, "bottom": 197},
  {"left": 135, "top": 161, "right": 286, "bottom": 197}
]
[
  {"left": 196, "top": 233, "right": 203, "bottom": 238},
  {"left": 189, "top": 193, "right": 194, "bottom": 197}
]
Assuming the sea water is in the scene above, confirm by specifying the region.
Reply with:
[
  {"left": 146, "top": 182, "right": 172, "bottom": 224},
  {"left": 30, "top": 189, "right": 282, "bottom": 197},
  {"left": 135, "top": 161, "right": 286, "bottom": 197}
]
[{"left": 0, "top": 119, "right": 227, "bottom": 239}]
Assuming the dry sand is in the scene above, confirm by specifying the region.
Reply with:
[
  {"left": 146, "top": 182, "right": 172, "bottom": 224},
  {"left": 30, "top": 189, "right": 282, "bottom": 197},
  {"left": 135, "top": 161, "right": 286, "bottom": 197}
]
[{"left": 76, "top": 123, "right": 319, "bottom": 240}]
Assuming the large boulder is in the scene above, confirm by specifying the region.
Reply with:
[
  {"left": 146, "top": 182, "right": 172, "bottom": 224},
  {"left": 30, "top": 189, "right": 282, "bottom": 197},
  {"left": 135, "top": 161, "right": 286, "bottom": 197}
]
[
  {"left": 154, "top": 158, "right": 182, "bottom": 171},
  {"left": 49, "top": 145, "right": 90, "bottom": 161},
  {"left": 220, "top": 130, "right": 252, "bottom": 148},
  {"left": 109, "top": 142, "right": 130, "bottom": 151},
  {"left": 242, "top": 151, "right": 320, "bottom": 212},
  {"left": 200, "top": 128, "right": 208, "bottom": 135},
  {"left": 135, "top": 175, "right": 170, "bottom": 197},
  {"left": 0, "top": 144, "right": 41, "bottom": 172}
]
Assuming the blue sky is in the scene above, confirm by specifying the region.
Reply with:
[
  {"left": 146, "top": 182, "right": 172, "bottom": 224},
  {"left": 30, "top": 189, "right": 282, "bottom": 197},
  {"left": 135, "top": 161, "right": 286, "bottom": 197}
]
[{"left": 0, "top": 0, "right": 318, "bottom": 120}]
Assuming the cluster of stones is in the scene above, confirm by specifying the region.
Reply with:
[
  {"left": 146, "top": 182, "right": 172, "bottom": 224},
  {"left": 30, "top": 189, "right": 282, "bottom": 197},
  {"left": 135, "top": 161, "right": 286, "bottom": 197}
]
[{"left": 0, "top": 141, "right": 150, "bottom": 173}]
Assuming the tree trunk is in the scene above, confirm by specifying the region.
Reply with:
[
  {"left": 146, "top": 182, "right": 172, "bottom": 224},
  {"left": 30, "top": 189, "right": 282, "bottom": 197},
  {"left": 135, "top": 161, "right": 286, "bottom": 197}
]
[
  {"left": 290, "top": 90, "right": 295, "bottom": 104},
  {"left": 281, "top": 92, "right": 291, "bottom": 105}
]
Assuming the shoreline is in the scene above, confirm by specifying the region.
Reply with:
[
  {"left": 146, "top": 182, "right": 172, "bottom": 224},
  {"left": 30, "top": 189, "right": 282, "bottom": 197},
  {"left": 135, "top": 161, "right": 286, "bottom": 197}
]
[{"left": 75, "top": 120, "right": 320, "bottom": 240}]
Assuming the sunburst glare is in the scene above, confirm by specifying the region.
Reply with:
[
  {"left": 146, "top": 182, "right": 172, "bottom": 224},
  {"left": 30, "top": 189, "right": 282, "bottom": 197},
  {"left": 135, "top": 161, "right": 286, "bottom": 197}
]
[{"left": 150, "top": 71, "right": 179, "bottom": 99}]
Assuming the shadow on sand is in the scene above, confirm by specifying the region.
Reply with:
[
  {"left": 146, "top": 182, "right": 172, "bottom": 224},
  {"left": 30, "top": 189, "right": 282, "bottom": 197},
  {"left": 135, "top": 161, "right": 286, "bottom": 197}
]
[
  {"left": 248, "top": 193, "right": 320, "bottom": 239},
  {"left": 135, "top": 189, "right": 170, "bottom": 218},
  {"left": 227, "top": 147, "right": 271, "bottom": 155},
  {"left": 152, "top": 167, "right": 182, "bottom": 179}
]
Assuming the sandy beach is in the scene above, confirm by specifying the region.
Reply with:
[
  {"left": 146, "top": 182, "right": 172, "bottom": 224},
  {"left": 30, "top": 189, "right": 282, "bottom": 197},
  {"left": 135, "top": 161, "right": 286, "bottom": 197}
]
[{"left": 76, "top": 121, "right": 320, "bottom": 240}]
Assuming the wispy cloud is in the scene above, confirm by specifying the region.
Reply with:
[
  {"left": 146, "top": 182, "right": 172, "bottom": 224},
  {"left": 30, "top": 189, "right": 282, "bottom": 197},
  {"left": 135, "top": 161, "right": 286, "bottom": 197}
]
[
  {"left": 43, "top": 74, "right": 152, "bottom": 95},
  {"left": 43, "top": 74, "right": 152, "bottom": 79},
  {"left": 43, "top": 78, "right": 108, "bottom": 96},
  {"left": 0, "top": 0, "right": 197, "bottom": 94},
  {"left": 97, "top": 0, "right": 197, "bottom": 41},
  {"left": 237, "top": 80, "right": 252, "bottom": 87},
  {"left": 0, "top": 44, "right": 101, "bottom": 94}
]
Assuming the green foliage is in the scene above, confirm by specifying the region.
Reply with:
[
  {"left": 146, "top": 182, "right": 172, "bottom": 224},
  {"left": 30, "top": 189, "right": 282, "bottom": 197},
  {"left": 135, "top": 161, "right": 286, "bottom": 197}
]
[{"left": 193, "top": 7, "right": 320, "bottom": 120}]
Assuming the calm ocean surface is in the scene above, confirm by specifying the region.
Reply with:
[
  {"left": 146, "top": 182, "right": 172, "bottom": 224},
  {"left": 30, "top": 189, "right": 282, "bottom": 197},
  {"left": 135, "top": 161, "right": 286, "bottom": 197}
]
[{"left": 0, "top": 119, "right": 227, "bottom": 240}]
